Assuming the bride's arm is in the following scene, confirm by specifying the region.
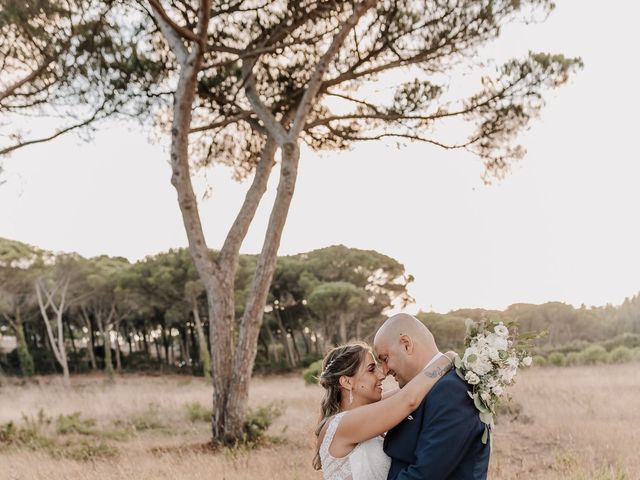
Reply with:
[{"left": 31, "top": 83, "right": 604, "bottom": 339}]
[
  {"left": 336, "top": 353, "right": 454, "bottom": 447},
  {"left": 382, "top": 351, "right": 456, "bottom": 400}
]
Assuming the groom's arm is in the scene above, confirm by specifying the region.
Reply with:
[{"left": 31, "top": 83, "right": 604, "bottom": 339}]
[{"left": 395, "top": 374, "right": 480, "bottom": 480}]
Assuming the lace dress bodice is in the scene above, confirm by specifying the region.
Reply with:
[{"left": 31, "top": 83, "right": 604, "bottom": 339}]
[{"left": 319, "top": 412, "right": 391, "bottom": 480}]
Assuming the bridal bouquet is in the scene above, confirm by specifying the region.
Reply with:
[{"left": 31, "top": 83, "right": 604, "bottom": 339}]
[{"left": 454, "top": 318, "right": 537, "bottom": 444}]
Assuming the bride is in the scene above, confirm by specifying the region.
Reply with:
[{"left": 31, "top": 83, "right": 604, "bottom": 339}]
[{"left": 313, "top": 341, "right": 454, "bottom": 480}]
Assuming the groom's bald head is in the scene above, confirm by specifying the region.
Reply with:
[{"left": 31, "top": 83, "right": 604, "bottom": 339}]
[{"left": 373, "top": 313, "right": 438, "bottom": 387}]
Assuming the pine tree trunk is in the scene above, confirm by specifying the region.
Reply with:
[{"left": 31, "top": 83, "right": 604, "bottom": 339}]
[
  {"left": 114, "top": 328, "right": 122, "bottom": 371},
  {"left": 193, "top": 302, "right": 211, "bottom": 379},
  {"left": 225, "top": 141, "right": 301, "bottom": 441}
]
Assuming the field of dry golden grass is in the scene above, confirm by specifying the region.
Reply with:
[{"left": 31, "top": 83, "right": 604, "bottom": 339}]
[{"left": 1, "top": 363, "right": 638, "bottom": 480}]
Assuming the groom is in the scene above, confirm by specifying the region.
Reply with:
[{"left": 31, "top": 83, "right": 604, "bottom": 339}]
[{"left": 374, "top": 313, "right": 490, "bottom": 480}]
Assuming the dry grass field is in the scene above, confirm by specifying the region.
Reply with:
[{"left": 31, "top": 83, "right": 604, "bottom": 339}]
[{"left": 0, "top": 363, "right": 638, "bottom": 480}]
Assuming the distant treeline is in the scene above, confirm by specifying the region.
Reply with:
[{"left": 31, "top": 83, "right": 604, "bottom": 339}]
[
  {"left": 419, "top": 299, "right": 640, "bottom": 353},
  {"left": 2, "top": 237, "right": 639, "bottom": 378},
  {"left": 0, "top": 238, "right": 411, "bottom": 378}
]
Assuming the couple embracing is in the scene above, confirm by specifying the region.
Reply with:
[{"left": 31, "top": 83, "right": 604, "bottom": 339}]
[{"left": 313, "top": 313, "right": 490, "bottom": 480}]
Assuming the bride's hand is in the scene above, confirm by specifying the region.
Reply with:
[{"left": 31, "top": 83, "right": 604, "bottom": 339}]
[{"left": 444, "top": 350, "right": 458, "bottom": 366}]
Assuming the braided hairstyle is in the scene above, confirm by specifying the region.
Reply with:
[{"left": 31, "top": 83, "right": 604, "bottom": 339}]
[{"left": 312, "top": 341, "right": 372, "bottom": 471}]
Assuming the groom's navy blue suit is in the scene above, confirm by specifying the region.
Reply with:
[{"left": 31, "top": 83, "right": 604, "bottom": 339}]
[{"left": 383, "top": 369, "right": 490, "bottom": 480}]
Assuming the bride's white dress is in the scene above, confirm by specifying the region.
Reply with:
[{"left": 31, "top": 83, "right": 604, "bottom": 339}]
[{"left": 319, "top": 412, "right": 391, "bottom": 480}]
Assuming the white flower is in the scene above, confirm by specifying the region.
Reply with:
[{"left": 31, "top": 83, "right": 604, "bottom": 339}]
[
  {"left": 522, "top": 356, "right": 532, "bottom": 367},
  {"left": 491, "top": 385, "right": 504, "bottom": 396},
  {"left": 486, "top": 333, "right": 508, "bottom": 351},
  {"left": 471, "top": 358, "right": 493, "bottom": 376},
  {"left": 462, "top": 346, "right": 479, "bottom": 366},
  {"left": 494, "top": 323, "right": 509, "bottom": 337},
  {"left": 488, "top": 347, "right": 500, "bottom": 362},
  {"left": 499, "top": 367, "right": 516, "bottom": 383},
  {"left": 465, "top": 371, "right": 480, "bottom": 385}
]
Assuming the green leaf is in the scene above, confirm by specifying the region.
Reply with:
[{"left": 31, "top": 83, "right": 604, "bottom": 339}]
[
  {"left": 467, "top": 354, "right": 478, "bottom": 363},
  {"left": 479, "top": 411, "right": 493, "bottom": 425},
  {"left": 481, "top": 426, "right": 489, "bottom": 444},
  {"left": 455, "top": 368, "right": 466, "bottom": 381},
  {"left": 473, "top": 394, "right": 490, "bottom": 414},
  {"left": 454, "top": 355, "right": 463, "bottom": 369}
]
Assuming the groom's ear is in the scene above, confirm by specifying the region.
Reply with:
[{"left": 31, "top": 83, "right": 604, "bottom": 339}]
[{"left": 399, "top": 334, "right": 414, "bottom": 355}]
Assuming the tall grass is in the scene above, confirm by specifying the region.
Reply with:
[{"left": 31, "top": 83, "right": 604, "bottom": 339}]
[{"left": 0, "top": 366, "right": 638, "bottom": 479}]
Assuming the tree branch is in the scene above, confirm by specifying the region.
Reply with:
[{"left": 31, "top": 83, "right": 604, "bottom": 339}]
[
  {"left": 289, "top": 0, "right": 377, "bottom": 139},
  {"left": 147, "top": 0, "right": 190, "bottom": 64},
  {"left": 0, "top": 102, "right": 107, "bottom": 157}
]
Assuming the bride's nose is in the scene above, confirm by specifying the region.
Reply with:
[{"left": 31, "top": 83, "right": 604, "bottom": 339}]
[{"left": 375, "top": 366, "right": 385, "bottom": 380}]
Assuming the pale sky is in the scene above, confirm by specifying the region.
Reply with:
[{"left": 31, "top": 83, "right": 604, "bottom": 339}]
[{"left": 2, "top": 0, "right": 639, "bottom": 313}]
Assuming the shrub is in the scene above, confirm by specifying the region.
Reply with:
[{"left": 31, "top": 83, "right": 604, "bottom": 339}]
[
  {"left": 578, "top": 345, "right": 607, "bottom": 365},
  {"left": 607, "top": 346, "right": 632, "bottom": 364},
  {"left": 56, "top": 439, "right": 118, "bottom": 461},
  {"left": 186, "top": 402, "right": 211, "bottom": 423},
  {"left": 303, "top": 359, "right": 322, "bottom": 385},
  {"left": 299, "top": 354, "right": 323, "bottom": 368},
  {"left": 56, "top": 412, "right": 96, "bottom": 435},
  {"left": 601, "top": 333, "right": 640, "bottom": 351},
  {"left": 632, "top": 347, "right": 640, "bottom": 362},
  {"left": 566, "top": 351, "right": 580, "bottom": 366},
  {"left": 548, "top": 352, "right": 566, "bottom": 367},
  {"left": 242, "top": 402, "right": 285, "bottom": 446},
  {"left": 533, "top": 355, "right": 548, "bottom": 367}
]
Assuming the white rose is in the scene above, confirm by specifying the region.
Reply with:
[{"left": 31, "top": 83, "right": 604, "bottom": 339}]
[
  {"left": 491, "top": 385, "right": 504, "bottom": 396},
  {"left": 471, "top": 358, "right": 493, "bottom": 376},
  {"left": 465, "top": 371, "right": 480, "bottom": 385},
  {"left": 462, "top": 347, "right": 479, "bottom": 366},
  {"left": 488, "top": 347, "right": 500, "bottom": 362},
  {"left": 506, "top": 357, "right": 519, "bottom": 369},
  {"left": 522, "top": 356, "right": 532, "bottom": 367},
  {"left": 487, "top": 333, "right": 509, "bottom": 351},
  {"left": 499, "top": 367, "right": 516, "bottom": 383},
  {"left": 474, "top": 335, "right": 488, "bottom": 349},
  {"left": 494, "top": 323, "right": 509, "bottom": 337}
]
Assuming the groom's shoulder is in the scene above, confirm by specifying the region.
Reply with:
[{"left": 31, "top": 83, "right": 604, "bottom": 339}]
[{"left": 429, "top": 369, "right": 470, "bottom": 401}]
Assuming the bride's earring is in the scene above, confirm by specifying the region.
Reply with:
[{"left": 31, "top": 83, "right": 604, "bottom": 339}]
[{"left": 349, "top": 389, "right": 353, "bottom": 405}]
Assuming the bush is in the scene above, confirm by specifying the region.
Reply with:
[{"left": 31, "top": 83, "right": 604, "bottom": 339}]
[
  {"left": 299, "top": 354, "right": 323, "bottom": 369},
  {"left": 607, "top": 346, "right": 633, "bottom": 364},
  {"left": 185, "top": 402, "right": 211, "bottom": 423},
  {"left": 632, "top": 347, "right": 640, "bottom": 362},
  {"left": 578, "top": 345, "right": 607, "bottom": 365},
  {"left": 601, "top": 333, "right": 640, "bottom": 351},
  {"left": 303, "top": 360, "right": 322, "bottom": 385},
  {"left": 122, "top": 351, "right": 162, "bottom": 372},
  {"left": 548, "top": 352, "right": 566, "bottom": 367},
  {"left": 31, "top": 348, "right": 58, "bottom": 375},
  {"left": 532, "top": 355, "right": 548, "bottom": 367},
  {"left": 242, "top": 402, "right": 285, "bottom": 446},
  {"left": 566, "top": 351, "right": 580, "bottom": 366},
  {"left": 56, "top": 412, "right": 96, "bottom": 435}
]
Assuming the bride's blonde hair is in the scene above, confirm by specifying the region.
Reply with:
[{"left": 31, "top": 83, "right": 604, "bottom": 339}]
[{"left": 312, "top": 341, "right": 372, "bottom": 470}]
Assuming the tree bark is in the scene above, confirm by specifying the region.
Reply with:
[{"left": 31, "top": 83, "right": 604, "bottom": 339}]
[
  {"left": 80, "top": 307, "right": 98, "bottom": 370},
  {"left": 226, "top": 141, "right": 301, "bottom": 438},
  {"left": 192, "top": 301, "right": 211, "bottom": 378},
  {"left": 36, "top": 279, "right": 71, "bottom": 387},
  {"left": 3, "top": 309, "right": 35, "bottom": 377},
  {"left": 96, "top": 308, "right": 115, "bottom": 380},
  {"left": 114, "top": 327, "right": 122, "bottom": 372}
]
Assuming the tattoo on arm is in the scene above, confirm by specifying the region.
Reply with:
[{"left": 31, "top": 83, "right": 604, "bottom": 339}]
[{"left": 423, "top": 365, "right": 448, "bottom": 379}]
